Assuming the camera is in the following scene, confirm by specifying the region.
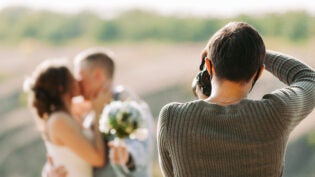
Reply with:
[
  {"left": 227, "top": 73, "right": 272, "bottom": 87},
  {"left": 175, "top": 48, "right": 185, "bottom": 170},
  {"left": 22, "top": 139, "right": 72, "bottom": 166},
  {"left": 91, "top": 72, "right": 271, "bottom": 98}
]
[{"left": 192, "top": 69, "right": 212, "bottom": 97}]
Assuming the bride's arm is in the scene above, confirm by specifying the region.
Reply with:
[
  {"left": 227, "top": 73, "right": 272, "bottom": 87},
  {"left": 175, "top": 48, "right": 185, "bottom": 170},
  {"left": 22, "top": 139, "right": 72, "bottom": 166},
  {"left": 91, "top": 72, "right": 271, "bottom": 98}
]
[{"left": 47, "top": 112, "right": 105, "bottom": 167}]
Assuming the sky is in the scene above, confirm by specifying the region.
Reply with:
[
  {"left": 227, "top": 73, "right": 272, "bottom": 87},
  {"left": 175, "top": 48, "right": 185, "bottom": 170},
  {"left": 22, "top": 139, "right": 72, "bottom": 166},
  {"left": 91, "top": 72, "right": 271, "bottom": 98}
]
[{"left": 0, "top": 0, "right": 314, "bottom": 18}]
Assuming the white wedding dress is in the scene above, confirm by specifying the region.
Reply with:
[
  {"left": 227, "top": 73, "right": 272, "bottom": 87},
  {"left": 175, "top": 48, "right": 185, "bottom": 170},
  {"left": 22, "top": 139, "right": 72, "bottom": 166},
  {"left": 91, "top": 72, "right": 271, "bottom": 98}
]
[{"left": 42, "top": 128, "right": 93, "bottom": 177}]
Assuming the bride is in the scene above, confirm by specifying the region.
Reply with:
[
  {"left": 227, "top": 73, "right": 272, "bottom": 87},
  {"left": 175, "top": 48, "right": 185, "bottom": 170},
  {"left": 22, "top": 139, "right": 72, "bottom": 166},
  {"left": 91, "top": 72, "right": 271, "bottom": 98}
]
[{"left": 25, "top": 60, "right": 105, "bottom": 177}]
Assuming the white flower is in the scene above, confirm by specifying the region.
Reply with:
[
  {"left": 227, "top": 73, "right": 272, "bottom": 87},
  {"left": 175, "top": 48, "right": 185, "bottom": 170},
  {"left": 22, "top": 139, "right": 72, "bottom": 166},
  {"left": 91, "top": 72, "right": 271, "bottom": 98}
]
[
  {"left": 130, "top": 128, "right": 148, "bottom": 141},
  {"left": 99, "top": 100, "right": 145, "bottom": 139},
  {"left": 99, "top": 120, "right": 110, "bottom": 133}
]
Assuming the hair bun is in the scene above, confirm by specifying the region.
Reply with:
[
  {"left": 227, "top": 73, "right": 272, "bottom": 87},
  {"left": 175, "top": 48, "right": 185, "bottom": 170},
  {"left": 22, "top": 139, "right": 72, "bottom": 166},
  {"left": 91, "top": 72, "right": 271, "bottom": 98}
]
[{"left": 33, "top": 88, "right": 50, "bottom": 101}]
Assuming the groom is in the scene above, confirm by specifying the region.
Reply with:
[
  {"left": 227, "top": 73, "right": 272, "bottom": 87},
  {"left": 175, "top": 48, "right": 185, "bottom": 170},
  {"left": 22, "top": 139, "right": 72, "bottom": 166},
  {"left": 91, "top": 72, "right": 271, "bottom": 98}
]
[{"left": 46, "top": 47, "right": 154, "bottom": 177}]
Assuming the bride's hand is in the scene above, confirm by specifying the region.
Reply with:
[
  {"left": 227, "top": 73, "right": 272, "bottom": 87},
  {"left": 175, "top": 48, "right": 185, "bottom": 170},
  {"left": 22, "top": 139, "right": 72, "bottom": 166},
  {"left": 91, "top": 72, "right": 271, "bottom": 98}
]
[{"left": 108, "top": 141, "right": 129, "bottom": 165}]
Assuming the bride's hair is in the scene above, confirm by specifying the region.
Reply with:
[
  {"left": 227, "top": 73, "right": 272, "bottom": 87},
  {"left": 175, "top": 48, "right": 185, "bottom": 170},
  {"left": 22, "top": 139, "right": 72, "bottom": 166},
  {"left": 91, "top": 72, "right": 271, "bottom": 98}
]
[{"left": 26, "top": 60, "right": 75, "bottom": 119}]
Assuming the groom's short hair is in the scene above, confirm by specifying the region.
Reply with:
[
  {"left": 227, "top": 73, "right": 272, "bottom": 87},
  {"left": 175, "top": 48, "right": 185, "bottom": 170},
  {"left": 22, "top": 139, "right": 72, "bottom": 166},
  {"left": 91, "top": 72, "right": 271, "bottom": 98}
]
[
  {"left": 74, "top": 47, "right": 115, "bottom": 78},
  {"left": 207, "top": 22, "right": 265, "bottom": 82}
]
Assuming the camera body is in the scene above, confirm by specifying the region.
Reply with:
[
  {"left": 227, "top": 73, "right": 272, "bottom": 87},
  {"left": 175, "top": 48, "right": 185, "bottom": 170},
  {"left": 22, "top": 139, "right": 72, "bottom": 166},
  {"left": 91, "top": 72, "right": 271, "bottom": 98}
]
[{"left": 192, "top": 68, "right": 212, "bottom": 97}]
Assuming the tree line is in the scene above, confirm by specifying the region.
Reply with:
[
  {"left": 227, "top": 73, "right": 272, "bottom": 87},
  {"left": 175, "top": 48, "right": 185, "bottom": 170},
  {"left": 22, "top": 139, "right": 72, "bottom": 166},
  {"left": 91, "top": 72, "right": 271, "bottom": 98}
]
[{"left": 0, "top": 7, "right": 314, "bottom": 45}]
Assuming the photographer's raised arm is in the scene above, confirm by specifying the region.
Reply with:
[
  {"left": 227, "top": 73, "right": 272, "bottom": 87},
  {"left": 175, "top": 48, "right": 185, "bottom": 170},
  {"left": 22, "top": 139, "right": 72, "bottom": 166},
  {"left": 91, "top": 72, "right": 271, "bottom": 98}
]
[
  {"left": 264, "top": 50, "right": 315, "bottom": 128},
  {"left": 265, "top": 50, "right": 314, "bottom": 85}
]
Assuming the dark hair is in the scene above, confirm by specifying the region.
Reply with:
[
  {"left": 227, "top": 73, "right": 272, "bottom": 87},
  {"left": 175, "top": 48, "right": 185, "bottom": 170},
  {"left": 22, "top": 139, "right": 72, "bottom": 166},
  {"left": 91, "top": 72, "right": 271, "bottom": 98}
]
[
  {"left": 207, "top": 22, "right": 265, "bottom": 82},
  {"left": 75, "top": 49, "right": 115, "bottom": 78},
  {"left": 30, "top": 61, "right": 75, "bottom": 118}
]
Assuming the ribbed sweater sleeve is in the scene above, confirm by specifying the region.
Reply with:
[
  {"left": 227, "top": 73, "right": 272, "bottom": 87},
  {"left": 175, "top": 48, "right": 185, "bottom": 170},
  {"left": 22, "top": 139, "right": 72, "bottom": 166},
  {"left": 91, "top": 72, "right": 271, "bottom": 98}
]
[
  {"left": 264, "top": 50, "right": 315, "bottom": 130},
  {"left": 157, "top": 103, "right": 174, "bottom": 177}
]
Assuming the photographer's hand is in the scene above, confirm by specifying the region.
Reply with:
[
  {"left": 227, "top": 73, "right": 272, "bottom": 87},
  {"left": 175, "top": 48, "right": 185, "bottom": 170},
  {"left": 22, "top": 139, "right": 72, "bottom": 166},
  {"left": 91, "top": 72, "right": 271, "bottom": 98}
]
[{"left": 196, "top": 84, "right": 209, "bottom": 100}]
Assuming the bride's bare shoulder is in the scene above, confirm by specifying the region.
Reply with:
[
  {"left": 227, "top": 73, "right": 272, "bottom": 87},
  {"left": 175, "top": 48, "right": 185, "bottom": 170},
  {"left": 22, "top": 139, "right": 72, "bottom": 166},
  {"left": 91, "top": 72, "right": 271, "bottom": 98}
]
[{"left": 47, "top": 111, "right": 77, "bottom": 130}]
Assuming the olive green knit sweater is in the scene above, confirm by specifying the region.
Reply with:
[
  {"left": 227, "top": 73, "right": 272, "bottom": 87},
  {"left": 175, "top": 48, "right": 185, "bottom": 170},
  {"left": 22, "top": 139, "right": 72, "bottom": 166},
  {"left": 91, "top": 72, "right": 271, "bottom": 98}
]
[{"left": 157, "top": 51, "right": 315, "bottom": 177}]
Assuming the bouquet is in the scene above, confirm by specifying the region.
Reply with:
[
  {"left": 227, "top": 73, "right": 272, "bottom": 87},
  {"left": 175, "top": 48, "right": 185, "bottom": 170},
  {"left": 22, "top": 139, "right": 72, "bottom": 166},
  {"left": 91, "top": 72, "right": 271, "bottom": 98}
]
[{"left": 99, "top": 101, "right": 148, "bottom": 145}]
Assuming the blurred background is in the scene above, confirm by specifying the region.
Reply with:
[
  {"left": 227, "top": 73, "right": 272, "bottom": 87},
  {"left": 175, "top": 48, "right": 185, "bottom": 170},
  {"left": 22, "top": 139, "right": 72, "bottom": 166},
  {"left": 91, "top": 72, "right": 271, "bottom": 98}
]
[{"left": 0, "top": 1, "right": 314, "bottom": 177}]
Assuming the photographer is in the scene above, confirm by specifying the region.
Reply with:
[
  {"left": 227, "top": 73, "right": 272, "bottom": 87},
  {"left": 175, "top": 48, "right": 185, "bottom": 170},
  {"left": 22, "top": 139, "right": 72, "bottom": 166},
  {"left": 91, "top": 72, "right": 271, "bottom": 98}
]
[{"left": 157, "top": 22, "right": 315, "bottom": 177}]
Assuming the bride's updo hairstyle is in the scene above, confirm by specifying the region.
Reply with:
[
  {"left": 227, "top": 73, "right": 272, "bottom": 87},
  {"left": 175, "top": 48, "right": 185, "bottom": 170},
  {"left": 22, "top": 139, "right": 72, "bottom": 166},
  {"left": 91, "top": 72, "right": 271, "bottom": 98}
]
[{"left": 25, "top": 60, "right": 76, "bottom": 119}]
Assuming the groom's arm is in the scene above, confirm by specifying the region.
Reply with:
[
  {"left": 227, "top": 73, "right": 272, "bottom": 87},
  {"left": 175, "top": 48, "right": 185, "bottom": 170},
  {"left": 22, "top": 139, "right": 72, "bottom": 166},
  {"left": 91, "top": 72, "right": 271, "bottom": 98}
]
[
  {"left": 112, "top": 87, "right": 154, "bottom": 174},
  {"left": 124, "top": 137, "right": 151, "bottom": 171}
]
